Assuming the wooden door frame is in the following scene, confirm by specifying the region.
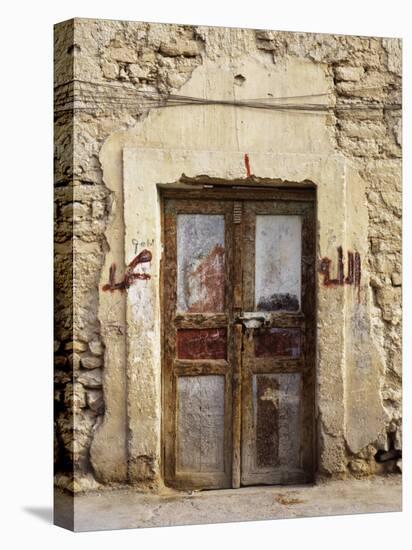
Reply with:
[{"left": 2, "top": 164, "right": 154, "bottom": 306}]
[{"left": 160, "top": 185, "right": 317, "bottom": 489}]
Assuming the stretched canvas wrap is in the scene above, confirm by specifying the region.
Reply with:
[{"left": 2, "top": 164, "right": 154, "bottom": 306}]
[{"left": 53, "top": 18, "right": 402, "bottom": 531}]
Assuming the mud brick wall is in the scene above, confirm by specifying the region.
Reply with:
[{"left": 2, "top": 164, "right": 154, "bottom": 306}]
[{"left": 54, "top": 19, "right": 401, "bottom": 492}]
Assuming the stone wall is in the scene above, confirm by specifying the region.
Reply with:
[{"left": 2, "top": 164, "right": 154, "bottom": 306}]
[{"left": 54, "top": 18, "right": 401, "bottom": 492}]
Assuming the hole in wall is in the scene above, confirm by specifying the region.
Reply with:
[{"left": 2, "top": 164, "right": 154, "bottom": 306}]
[
  {"left": 234, "top": 74, "right": 246, "bottom": 86},
  {"left": 375, "top": 449, "right": 402, "bottom": 463},
  {"left": 67, "top": 44, "right": 81, "bottom": 55},
  {"left": 374, "top": 431, "right": 402, "bottom": 463}
]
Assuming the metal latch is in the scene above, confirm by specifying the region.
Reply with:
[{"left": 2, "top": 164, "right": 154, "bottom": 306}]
[{"left": 236, "top": 314, "right": 264, "bottom": 329}]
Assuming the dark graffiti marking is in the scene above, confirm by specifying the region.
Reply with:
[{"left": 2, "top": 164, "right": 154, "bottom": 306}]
[
  {"left": 337, "top": 245, "right": 344, "bottom": 285},
  {"left": 102, "top": 249, "right": 152, "bottom": 292},
  {"left": 319, "top": 246, "right": 361, "bottom": 291},
  {"left": 354, "top": 252, "right": 361, "bottom": 288},
  {"left": 345, "top": 251, "right": 354, "bottom": 284},
  {"left": 132, "top": 238, "right": 155, "bottom": 255}
]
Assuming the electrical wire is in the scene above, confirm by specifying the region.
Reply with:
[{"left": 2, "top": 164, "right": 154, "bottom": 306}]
[{"left": 54, "top": 78, "right": 401, "bottom": 115}]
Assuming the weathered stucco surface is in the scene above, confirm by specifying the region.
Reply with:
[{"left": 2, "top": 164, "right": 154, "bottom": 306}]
[{"left": 54, "top": 18, "right": 401, "bottom": 493}]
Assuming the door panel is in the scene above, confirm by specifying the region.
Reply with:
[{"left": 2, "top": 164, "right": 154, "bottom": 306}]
[
  {"left": 176, "top": 214, "right": 226, "bottom": 313},
  {"left": 254, "top": 328, "right": 301, "bottom": 358},
  {"left": 177, "top": 375, "right": 226, "bottom": 472},
  {"left": 176, "top": 328, "right": 227, "bottom": 360},
  {"left": 255, "top": 215, "right": 302, "bottom": 312},
  {"left": 253, "top": 372, "right": 301, "bottom": 469},
  {"left": 163, "top": 193, "right": 316, "bottom": 490},
  {"left": 240, "top": 201, "right": 315, "bottom": 485},
  {"left": 163, "top": 200, "right": 234, "bottom": 490}
]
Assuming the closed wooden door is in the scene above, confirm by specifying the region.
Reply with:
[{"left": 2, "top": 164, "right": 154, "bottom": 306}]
[
  {"left": 162, "top": 190, "right": 315, "bottom": 490},
  {"left": 240, "top": 200, "right": 316, "bottom": 485}
]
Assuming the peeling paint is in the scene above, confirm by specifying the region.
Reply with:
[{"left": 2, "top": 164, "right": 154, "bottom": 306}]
[
  {"left": 254, "top": 328, "right": 301, "bottom": 358},
  {"left": 177, "top": 214, "right": 225, "bottom": 313},
  {"left": 255, "top": 215, "right": 302, "bottom": 311},
  {"left": 256, "top": 376, "right": 279, "bottom": 467},
  {"left": 177, "top": 328, "right": 227, "bottom": 359}
]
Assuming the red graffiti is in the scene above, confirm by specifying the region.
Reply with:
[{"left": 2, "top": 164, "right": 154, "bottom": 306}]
[
  {"left": 244, "top": 153, "right": 251, "bottom": 177},
  {"left": 345, "top": 251, "right": 354, "bottom": 284},
  {"left": 319, "top": 247, "right": 361, "bottom": 290},
  {"left": 102, "top": 249, "right": 152, "bottom": 292}
]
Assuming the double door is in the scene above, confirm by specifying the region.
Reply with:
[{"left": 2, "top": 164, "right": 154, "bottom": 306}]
[{"left": 162, "top": 190, "right": 316, "bottom": 489}]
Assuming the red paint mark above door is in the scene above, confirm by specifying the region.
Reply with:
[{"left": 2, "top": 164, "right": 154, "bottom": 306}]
[{"left": 244, "top": 153, "right": 251, "bottom": 177}]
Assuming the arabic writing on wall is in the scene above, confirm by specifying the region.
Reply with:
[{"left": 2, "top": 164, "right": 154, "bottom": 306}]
[
  {"left": 102, "top": 249, "right": 152, "bottom": 292},
  {"left": 319, "top": 246, "right": 361, "bottom": 288}
]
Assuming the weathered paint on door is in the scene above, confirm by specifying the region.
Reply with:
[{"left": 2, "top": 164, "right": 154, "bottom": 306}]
[
  {"left": 162, "top": 190, "right": 316, "bottom": 490},
  {"left": 163, "top": 200, "right": 234, "bottom": 490}
]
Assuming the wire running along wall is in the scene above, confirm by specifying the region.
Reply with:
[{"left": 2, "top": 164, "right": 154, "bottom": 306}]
[{"left": 54, "top": 78, "right": 401, "bottom": 115}]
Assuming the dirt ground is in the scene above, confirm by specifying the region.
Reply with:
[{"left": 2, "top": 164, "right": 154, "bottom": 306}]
[{"left": 54, "top": 475, "right": 401, "bottom": 532}]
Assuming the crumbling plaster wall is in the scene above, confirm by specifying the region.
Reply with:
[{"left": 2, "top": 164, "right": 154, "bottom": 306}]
[{"left": 54, "top": 18, "right": 401, "bottom": 492}]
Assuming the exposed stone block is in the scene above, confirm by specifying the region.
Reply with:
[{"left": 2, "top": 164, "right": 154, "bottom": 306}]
[
  {"left": 77, "top": 369, "right": 103, "bottom": 389},
  {"left": 89, "top": 340, "right": 104, "bottom": 356},
  {"left": 334, "top": 66, "right": 364, "bottom": 82},
  {"left": 54, "top": 355, "right": 67, "bottom": 369},
  {"left": 61, "top": 202, "right": 90, "bottom": 221},
  {"left": 80, "top": 355, "right": 103, "bottom": 370},
  {"left": 128, "top": 64, "right": 151, "bottom": 80},
  {"left": 54, "top": 472, "right": 102, "bottom": 494},
  {"left": 159, "top": 40, "right": 200, "bottom": 57},
  {"left": 391, "top": 272, "right": 402, "bottom": 286},
  {"left": 394, "top": 426, "right": 402, "bottom": 450},
  {"left": 65, "top": 340, "right": 88, "bottom": 353},
  {"left": 108, "top": 45, "right": 138, "bottom": 64},
  {"left": 91, "top": 200, "right": 105, "bottom": 220},
  {"left": 101, "top": 60, "right": 119, "bottom": 79},
  {"left": 382, "top": 38, "right": 402, "bottom": 76},
  {"left": 55, "top": 370, "right": 71, "bottom": 386},
  {"left": 67, "top": 353, "right": 81, "bottom": 370},
  {"left": 64, "top": 382, "right": 87, "bottom": 409},
  {"left": 86, "top": 390, "right": 104, "bottom": 413}
]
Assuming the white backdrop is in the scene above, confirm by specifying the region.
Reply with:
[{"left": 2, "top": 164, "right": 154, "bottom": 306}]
[{"left": 0, "top": 0, "right": 409, "bottom": 547}]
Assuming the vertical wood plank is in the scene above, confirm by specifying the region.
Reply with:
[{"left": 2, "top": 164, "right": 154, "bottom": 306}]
[
  {"left": 232, "top": 323, "right": 242, "bottom": 488},
  {"left": 163, "top": 203, "right": 178, "bottom": 484}
]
